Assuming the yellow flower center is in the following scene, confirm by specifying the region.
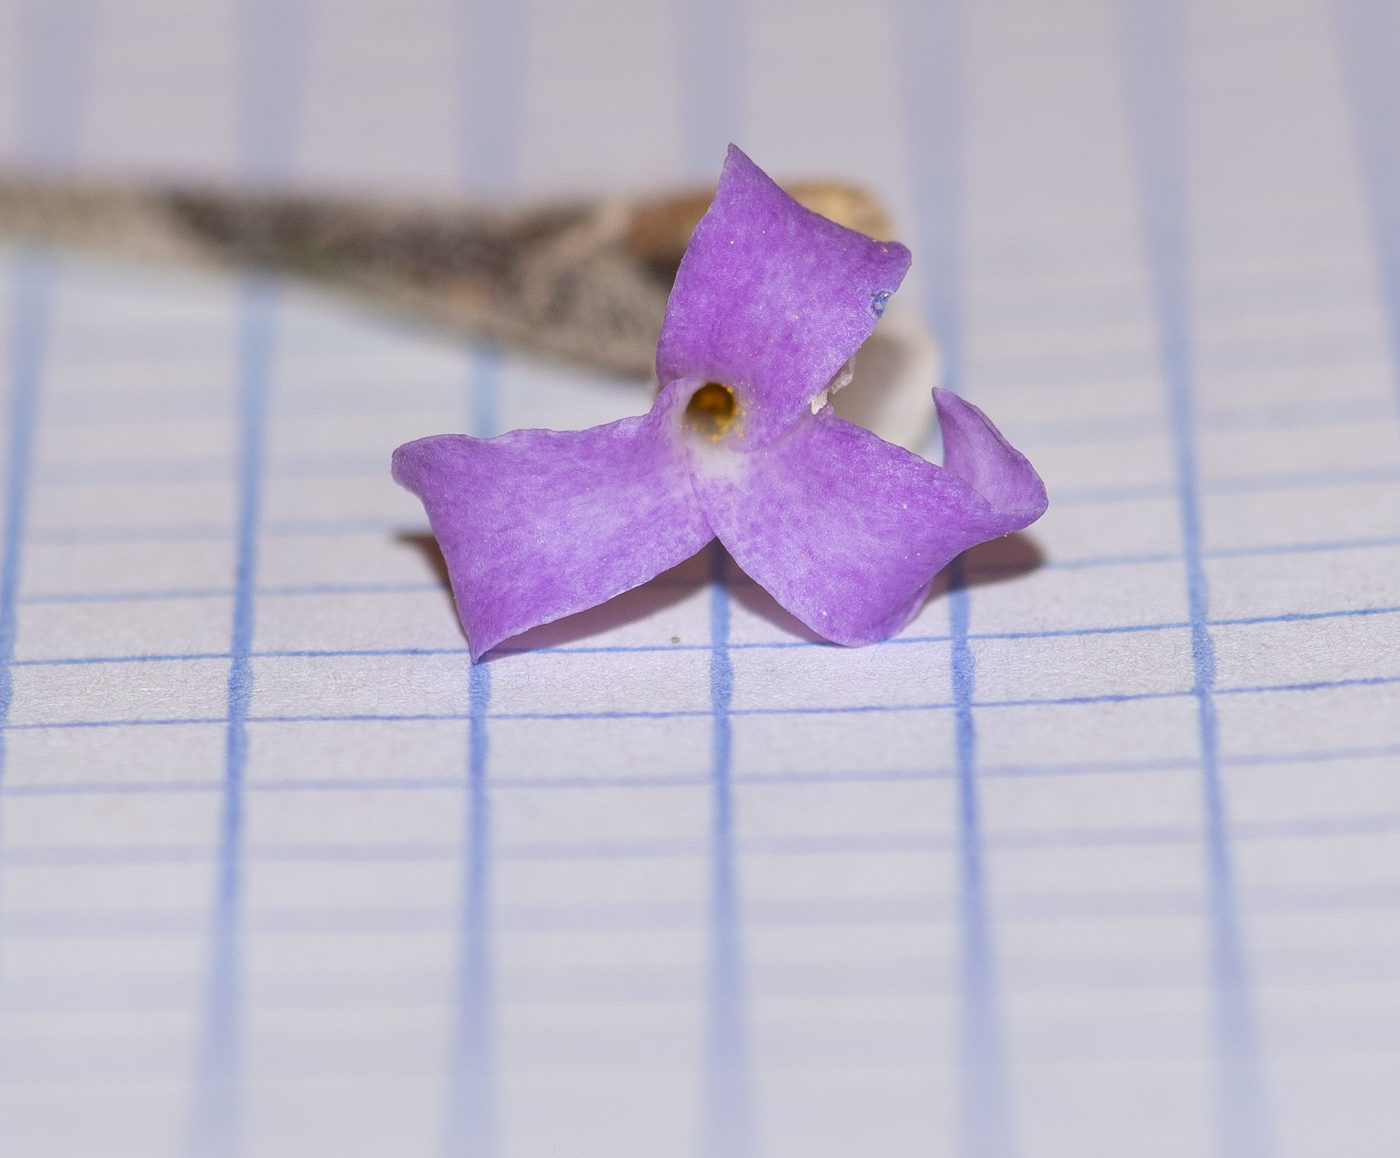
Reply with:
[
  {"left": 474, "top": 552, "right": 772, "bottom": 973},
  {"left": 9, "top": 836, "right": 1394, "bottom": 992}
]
[{"left": 684, "top": 381, "right": 739, "bottom": 441}]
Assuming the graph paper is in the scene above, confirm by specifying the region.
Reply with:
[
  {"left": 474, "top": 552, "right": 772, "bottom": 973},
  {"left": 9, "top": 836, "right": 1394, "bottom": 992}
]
[{"left": 1, "top": 0, "right": 1398, "bottom": 1156}]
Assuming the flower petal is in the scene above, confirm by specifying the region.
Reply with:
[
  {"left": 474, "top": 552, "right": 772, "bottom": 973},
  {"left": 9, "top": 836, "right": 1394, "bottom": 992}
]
[
  {"left": 688, "top": 389, "right": 1048, "bottom": 646},
  {"left": 392, "top": 381, "right": 713, "bottom": 659},
  {"left": 656, "top": 146, "right": 912, "bottom": 450}
]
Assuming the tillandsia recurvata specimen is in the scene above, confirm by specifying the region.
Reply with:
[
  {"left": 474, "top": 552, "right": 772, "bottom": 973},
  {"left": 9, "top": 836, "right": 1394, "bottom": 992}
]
[
  {"left": 0, "top": 164, "right": 939, "bottom": 448},
  {"left": 394, "top": 147, "right": 1047, "bottom": 659}
]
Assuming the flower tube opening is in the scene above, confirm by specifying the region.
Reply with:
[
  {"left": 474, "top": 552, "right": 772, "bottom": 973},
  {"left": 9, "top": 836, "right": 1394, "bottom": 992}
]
[{"left": 684, "top": 381, "right": 740, "bottom": 441}]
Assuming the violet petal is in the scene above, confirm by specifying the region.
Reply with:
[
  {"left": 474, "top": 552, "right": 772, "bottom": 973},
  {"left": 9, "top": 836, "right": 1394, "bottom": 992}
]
[
  {"left": 656, "top": 145, "right": 912, "bottom": 450},
  {"left": 688, "top": 388, "right": 1048, "bottom": 646},
  {"left": 392, "top": 380, "right": 713, "bottom": 659}
]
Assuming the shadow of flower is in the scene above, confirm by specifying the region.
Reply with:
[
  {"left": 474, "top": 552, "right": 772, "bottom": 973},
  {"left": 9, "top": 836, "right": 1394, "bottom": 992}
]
[
  {"left": 949, "top": 531, "right": 1045, "bottom": 591},
  {"left": 396, "top": 528, "right": 1046, "bottom": 657}
]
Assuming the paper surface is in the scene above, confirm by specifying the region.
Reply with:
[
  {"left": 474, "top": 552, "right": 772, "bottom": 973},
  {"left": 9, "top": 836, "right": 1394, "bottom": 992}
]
[{"left": 1, "top": 1, "right": 1399, "bottom": 1156}]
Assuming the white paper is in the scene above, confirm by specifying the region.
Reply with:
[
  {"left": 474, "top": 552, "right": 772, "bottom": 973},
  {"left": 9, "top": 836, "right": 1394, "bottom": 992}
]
[{"left": 0, "top": 0, "right": 1398, "bottom": 1155}]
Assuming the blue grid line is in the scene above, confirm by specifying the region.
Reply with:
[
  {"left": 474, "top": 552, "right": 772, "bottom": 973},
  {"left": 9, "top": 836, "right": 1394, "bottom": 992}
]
[
  {"left": 949, "top": 558, "right": 1017, "bottom": 1158},
  {"left": 702, "top": 542, "right": 753, "bottom": 1158},
  {"left": 36, "top": 458, "right": 234, "bottom": 485},
  {"left": 5, "top": 779, "right": 242, "bottom": 797},
  {"left": 426, "top": 812, "right": 1400, "bottom": 855},
  {"left": 15, "top": 652, "right": 232, "bottom": 666},
  {"left": 8, "top": 880, "right": 1400, "bottom": 947},
  {"left": 468, "top": 346, "right": 502, "bottom": 448},
  {"left": 676, "top": 0, "right": 745, "bottom": 180},
  {"left": 9, "top": 668, "right": 1400, "bottom": 732},
  {"left": 3, "top": 809, "right": 1396, "bottom": 884},
  {"left": 26, "top": 523, "right": 234, "bottom": 544},
  {"left": 672, "top": 0, "right": 757, "bottom": 1147},
  {"left": 2, "top": 0, "right": 90, "bottom": 1056},
  {"left": 10, "top": 601, "right": 1400, "bottom": 670},
  {"left": 33, "top": 451, "right": 488, "bottom": 487},
  {"left": 1216, "top": 673, "right": 1400, "bottom": 697},
  {"left": 1049, "top": 483, "right": 1175, "bottom": 506},
  {"left": 457, "top": 0, "right": 526, "bottom": 198},
  {"left": 898, "top": 0, "right": 1018, "bottom": 1151},
  {"left": 191, "top": 278, "right": 277, "bottom": 1158},
  {"left": 8, "top": 797, "right": 1400, "bottom": 874},
  {"left": 1335, "top": 0, "right": 1400, "bottom": 420},
  {"left": 20, "top": 581, "right": 442, "bottom": 604},
  {"left": 12, "top": 875, "right": 1400, "bottom": 943},
  {"left": 1207, "top": 531, "right": 1400, "bottom": 559},
  {"left": 21, "top": 526, "right": 1400, "bottom": 577},
  {"left": 23, "top": 588, "right": 236, "bottom": 604},
  {"left": 32, "top": 425, "right": 1398, "bottom": 486},
  {"left": 23, "top": 389, "right": 1385, "bottom": 481},
  {"left": 23, "top": 516, "right": 429, "bottom": 543},
  {"left": 0, "top": 257, "right": 54, "bottom": 1012},
  {"left": 1116, "top": 1, "right": 1272, "bottom": 1153},
  {"left": 293, "top": 809, "right": 1400, "bottom": 854},
  {"left": 1005, "top": 395, "right": 1394, "bottom": 447},
  {"left": 14, "top": 0, "right": 98, "bottom": 168},
  {"left": 5, "top": 894, "right": 1400, "bottom": 943},
  {"left": 441, "top": 661, "right": 494, "bottom": 1156},
  {"left": 0, "top": 259, "right": 53, "bottom": 789},
  {"left": 440, "top": 10, "right": 522, "bottom": 1131},
  {"left": 7, "top": 740, "right": 1399, "bottom": 801},
  {"left": 1051, "top": 462, "right": 1400, "bottom": 506},
  {"left": 18, "top": 576, "right": 745, "bottom": 603},
  {"left": 441, "top": 348, "right": 499, "bottom": 1158},
  {"left": 1202, "top": 464, "right": 1400, "bottom": 495},
  {"left": 189, "top": 0, "right": 313, "bottom": 1153}
]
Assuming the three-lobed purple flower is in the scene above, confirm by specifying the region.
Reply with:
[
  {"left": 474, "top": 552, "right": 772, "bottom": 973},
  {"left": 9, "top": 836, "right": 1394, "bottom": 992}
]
[{"left": 393, "top": 146, "right": 1047, "bottom": 661}]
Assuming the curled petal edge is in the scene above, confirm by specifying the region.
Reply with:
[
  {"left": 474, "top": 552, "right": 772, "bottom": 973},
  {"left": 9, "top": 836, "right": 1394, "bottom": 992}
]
[
  {"left": 393, "top": 385, "right": 1045, "bottom": 658},
  {"left": 392, "top": 380, "right": 712, "bottom": 660},
  {"left": 656, "top": 145, "right": 912, "bottom": 450},
  {"left": 688, "top": 388, "right": 1047, "bottom": 646}
]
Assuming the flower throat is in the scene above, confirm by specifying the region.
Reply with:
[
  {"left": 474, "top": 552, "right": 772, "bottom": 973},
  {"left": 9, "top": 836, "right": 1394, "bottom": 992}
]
[{"left": 684, "top": 382, "right": 738, "bottom": 440}]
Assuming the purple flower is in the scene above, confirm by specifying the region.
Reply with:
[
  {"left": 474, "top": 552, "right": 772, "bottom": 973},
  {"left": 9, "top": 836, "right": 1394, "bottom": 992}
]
[{"left": 393, "top": 147, "right": 1047, "bottom": 660}]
